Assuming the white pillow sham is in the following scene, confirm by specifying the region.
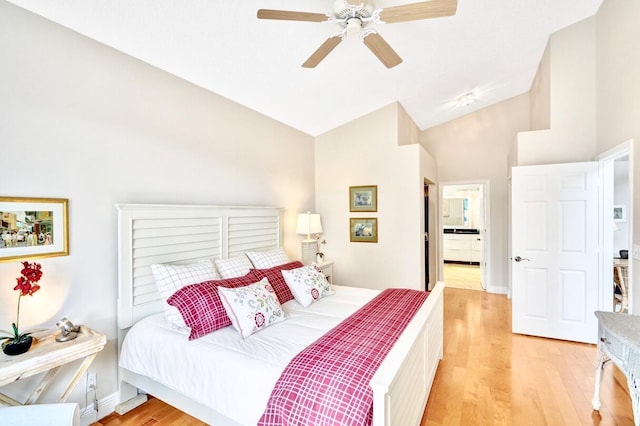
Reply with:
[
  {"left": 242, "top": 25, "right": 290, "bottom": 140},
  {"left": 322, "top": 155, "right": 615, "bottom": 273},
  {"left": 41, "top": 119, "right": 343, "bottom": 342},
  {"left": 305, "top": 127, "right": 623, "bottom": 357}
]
[
  {"left": 150, "top": 261, "right": 220, "bottom": 328},
  {"left": 282, "top": 265, "right": 334, "bottom": 307},
  {"left": 218, "top": 277, "right": 287, "bottom": 338},
  {"left": 245, "top": 247, "right": 291, "bottom": 269},
  {"left": 214, "top": 255, "right": 253, "bottom": 278}
]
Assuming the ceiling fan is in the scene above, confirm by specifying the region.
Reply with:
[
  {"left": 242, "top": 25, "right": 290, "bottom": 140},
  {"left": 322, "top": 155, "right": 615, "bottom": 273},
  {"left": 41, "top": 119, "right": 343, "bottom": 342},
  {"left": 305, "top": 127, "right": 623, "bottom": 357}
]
[{"left": 257, "top": 0, "right": 457, "bottom": 69}]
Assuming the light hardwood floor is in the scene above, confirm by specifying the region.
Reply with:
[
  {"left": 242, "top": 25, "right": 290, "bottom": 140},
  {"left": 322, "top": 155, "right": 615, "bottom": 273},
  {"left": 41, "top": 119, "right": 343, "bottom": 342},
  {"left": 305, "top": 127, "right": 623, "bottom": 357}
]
[
  {"left": 443, "top": 263, "right": 483, "bottom": 291},
  {"left": 95, "top": 288, "right": 634, "bottom": 426}
]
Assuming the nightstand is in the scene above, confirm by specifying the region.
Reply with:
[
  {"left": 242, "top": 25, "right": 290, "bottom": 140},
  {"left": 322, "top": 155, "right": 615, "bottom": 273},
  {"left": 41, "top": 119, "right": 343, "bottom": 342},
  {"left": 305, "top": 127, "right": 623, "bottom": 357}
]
[
  {"left": 0, "top": 325, "right": 106, "bottom": 406},
  {"left": 315, "top": 260, "right": 334, "bottom": 284}
]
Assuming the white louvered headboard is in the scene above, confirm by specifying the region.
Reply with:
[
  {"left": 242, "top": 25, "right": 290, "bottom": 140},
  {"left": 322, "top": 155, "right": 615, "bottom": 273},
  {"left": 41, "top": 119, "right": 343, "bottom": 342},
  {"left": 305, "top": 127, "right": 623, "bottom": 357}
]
[{"left": 116, "top": 204, "right": 283, "bottom": 329}]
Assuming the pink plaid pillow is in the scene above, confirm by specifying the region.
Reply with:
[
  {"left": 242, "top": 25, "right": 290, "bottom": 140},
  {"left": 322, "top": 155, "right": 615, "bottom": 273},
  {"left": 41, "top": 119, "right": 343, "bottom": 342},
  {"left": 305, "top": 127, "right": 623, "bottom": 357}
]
[
  {"left": 167, "top": 273, "right": 258, "bottom": 340},
  {"left": 250, "top": 261, "right": 304, "bottom": 304}
]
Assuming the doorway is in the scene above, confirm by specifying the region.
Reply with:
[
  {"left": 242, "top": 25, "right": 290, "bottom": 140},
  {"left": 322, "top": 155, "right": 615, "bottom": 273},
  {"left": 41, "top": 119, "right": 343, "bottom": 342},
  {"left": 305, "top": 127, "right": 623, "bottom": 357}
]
[
  {"left": 598, "top": 140, "right": 633, "bottom": 314},
  {"left": 424, "top": 182, "right": 430, "bottom": 287},
  {"left": 439, "top": 181, "right": 489, "bottom": 291}
]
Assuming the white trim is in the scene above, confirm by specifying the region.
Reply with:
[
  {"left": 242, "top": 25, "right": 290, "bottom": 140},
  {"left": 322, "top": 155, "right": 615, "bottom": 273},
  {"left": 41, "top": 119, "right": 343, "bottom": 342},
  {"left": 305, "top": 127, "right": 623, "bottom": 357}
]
[{"left": 80, "top": 392, "right": 119, "bottom": 426}]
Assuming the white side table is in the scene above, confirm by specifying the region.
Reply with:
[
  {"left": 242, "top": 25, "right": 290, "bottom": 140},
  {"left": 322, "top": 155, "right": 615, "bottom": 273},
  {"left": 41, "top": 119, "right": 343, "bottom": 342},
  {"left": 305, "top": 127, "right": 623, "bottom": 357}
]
[
  {"left": 0, "top": 326, "right": 106, "bottom": 406},
  {"left": 315, "top": 260, "right": 334, "bottom": 284},
  {"left": 592, "top": 311, "right": 640, "bottom": 425}
]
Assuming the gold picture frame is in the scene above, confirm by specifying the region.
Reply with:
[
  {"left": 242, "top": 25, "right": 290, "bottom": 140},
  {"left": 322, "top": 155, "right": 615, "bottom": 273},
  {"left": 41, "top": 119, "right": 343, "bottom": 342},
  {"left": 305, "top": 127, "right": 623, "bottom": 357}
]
[
  {"left": 349, "top": 185, "right": 377, "bottom": 212},
  {"left": 0, "top": 197, "right": 69, "bottom": 262},
  {"left": 350, "top": 217, "right": 378, "bottom": 243}
]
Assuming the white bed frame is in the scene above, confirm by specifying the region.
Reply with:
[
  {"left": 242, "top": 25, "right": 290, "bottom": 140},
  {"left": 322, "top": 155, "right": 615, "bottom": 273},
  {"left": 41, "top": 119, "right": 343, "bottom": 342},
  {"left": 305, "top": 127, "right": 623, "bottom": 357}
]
[{"left": 115, "top": 203, "right": 444, "bottom": 426}]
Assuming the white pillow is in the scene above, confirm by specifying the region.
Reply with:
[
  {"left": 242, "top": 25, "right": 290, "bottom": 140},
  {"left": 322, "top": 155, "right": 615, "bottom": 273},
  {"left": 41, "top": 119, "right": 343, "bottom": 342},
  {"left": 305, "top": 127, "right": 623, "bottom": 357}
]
[
  {"left": 214, "top": 255, "right": 253, "bottom": 278},
  {"left": 282, "top": 265, "right": 334, "bottom": 307},
  {"left": 150, "top": 261, "right": 220, "bottom": 328},
  {"left": 245, "top": 247, "right": 291, "bottom": 269},
  {"left": 218, "top": 278, "right": 287, "bottom": 338}
]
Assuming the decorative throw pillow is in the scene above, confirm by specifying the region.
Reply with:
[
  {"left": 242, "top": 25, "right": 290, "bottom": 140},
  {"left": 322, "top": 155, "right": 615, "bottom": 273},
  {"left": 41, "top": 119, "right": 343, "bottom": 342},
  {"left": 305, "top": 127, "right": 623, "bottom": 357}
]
[
  {"left": 282, "top": 265, "right": 334, "bottom": 307},
  {"left": 250, "top": 261, "right": 304, "bottom": 304},
  {"left": 166, "top": 273, "right": 259, "bottom": 340},
  {"left": 245, "top": 248, "right": 291, "bottom": 269},
  {"left": 150, "top": 261, "right": 220, "bottom": 328},
  {"left": 214, "top": 255, "right": 254, "bottom": 278},
  {"left": 218, "top": 278, "right": 287, "bottom": 339}
]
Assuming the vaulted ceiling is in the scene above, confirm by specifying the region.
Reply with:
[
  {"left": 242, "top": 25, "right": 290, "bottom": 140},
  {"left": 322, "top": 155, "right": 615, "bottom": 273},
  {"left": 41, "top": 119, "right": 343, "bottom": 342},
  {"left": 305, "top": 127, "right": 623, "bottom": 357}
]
[{"left": 7, "top": 0, "right": 602, "bottom": 136}]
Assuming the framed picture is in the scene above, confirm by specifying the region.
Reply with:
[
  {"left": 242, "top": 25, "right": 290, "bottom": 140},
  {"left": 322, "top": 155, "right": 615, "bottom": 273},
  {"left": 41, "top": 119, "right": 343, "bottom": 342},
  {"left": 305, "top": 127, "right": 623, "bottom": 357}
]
[
  {"left": 614, "top": 205, "right": 627, "bottom": 222},
  {"left": 0, "top": 197, "right": 69, "bottom": 262},
  {"left": 349, "top": 185, "right": 377, "bottom": 212},
  {"left": 350, "top": 218, "right": 378, "bottom": 243}
]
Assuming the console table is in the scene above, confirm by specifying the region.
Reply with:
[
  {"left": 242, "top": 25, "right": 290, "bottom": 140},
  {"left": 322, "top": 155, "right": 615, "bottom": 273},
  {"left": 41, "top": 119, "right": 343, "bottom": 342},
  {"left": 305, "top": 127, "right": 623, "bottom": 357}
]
[
  {"left": 0, "top": 326, "right": 105, "bottom": 406},
  {"left": 592, "top": 311, "right": 640, "bottom": 425}
]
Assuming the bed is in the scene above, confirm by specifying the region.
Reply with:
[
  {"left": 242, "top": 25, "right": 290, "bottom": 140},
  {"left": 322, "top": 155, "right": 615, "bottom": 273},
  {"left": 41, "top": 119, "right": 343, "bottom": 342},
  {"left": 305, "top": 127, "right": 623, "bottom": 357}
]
[{"left": 115, "top": 203, "right": 444, "bottom": 425}]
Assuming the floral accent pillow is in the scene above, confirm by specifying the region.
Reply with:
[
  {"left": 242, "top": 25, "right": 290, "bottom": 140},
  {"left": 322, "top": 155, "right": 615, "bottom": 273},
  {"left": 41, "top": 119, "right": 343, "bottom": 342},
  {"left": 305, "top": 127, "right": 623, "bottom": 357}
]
[
  {"left": 250, "top": 261, "right": 303, "bottom": 304},
  {"left": 166, "top": 273, "right": 259, "bottom": 340},
  {"left": 218, "top": 278, "right": 287, "bottom": 339},
  {"left": 282, "top": 265, "right": 334, "bottom": 308}
]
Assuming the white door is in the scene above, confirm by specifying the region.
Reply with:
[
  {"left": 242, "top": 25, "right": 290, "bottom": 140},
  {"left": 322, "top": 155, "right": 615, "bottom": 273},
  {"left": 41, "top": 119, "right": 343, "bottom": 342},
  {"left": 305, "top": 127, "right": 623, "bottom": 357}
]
[{"left": 512, "top": 162, "right": 598, "bottom": 343}]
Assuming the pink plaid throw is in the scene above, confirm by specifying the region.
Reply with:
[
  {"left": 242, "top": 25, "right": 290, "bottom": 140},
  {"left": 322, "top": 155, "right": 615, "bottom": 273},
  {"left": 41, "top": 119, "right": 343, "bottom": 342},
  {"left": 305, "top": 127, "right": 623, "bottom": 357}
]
[{"left": 258, "top": 288, "right": 429, "bottom": 426}]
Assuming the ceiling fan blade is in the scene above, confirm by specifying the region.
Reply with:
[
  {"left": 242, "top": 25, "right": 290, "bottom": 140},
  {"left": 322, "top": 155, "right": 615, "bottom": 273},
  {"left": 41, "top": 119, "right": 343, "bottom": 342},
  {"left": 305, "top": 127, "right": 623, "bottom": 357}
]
[
  {"left": 257, "top": 9, "right": 328, "bottom": 22},
  {"left": 362, "top": 33, "right": 403, "bottom": 68},
  {"left": 302, "top": 36, "right": 343, "bottom": 68},
  {"left": 378, "top": 0, "right": 457, "bottom": 24}
]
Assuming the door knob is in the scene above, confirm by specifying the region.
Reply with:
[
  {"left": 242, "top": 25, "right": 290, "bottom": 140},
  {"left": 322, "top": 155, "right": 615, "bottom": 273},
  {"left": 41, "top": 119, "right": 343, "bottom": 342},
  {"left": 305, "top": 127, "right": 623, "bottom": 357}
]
[{"left": 514, "top": 256, "right": 530, "bottom": 262}]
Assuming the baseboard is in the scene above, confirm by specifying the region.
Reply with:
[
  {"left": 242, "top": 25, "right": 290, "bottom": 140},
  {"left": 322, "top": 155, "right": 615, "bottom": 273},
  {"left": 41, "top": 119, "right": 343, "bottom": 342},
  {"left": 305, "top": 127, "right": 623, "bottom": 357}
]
[
  {"left": 485, "top": 284, "right": 508, "bottom": 294},
  {"left": 80, "top": 392, "right": 119, "bottom": 426}
]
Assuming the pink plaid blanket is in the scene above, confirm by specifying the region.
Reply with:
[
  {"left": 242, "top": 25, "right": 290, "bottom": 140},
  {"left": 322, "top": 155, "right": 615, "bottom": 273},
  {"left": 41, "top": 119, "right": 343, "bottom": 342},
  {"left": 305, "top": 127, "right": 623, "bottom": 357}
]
[{"left": 258, "top": 288, "right": 429, "bottom": 426}]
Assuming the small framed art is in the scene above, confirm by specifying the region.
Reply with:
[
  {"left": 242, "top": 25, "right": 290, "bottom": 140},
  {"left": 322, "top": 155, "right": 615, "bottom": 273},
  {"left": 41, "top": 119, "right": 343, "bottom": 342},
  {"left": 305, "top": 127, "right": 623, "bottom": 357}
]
[
  {"left": 0, "top": 197, "right": 69, "bottom": 262},
  {"left": 614, "top": 205, "right": 627, "bottom": 222},
  {"left": 349, "top": 185, "right": 377, "bottom": 212},
  {"left": 350, "top": 217, "right": 378, "bottom": 243}
]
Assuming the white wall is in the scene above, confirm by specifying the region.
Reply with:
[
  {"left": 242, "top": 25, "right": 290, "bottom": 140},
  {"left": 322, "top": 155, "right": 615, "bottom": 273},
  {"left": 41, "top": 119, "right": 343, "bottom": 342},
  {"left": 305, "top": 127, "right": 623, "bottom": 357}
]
[
  {"left": 516, "top": 17, "right": 597, "bottom": 166},
  {"left": 315, "top": 103, "right": 436, "bottom": 291},
  {"left": 595, "top": 0, "right": 640, "bottom": 311},
  {"left": 421, "top": 94, "right": 530, "bottom": 293},
  {"left": 529, "top": 44, "right": 551, "bottom": 132},
  {"left": 0, "top": 0, "right": 314, "bottom": 413}
]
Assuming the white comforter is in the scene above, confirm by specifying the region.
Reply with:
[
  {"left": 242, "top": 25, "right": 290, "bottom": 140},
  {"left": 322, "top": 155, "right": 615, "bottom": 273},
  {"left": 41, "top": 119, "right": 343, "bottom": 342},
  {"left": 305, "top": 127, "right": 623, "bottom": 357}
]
[{"left": 119, "top": 285, "right": 379, "bottom": 425}]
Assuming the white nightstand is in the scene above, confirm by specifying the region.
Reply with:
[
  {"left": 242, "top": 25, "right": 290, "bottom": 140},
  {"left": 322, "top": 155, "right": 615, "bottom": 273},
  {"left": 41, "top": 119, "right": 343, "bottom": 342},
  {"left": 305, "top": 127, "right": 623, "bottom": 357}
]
[
  {"left": 315, "top": 260, "right": 334, "bottom": 284},
  {"left": 0, "top": 326, "right": 106, "bottom": 406}
]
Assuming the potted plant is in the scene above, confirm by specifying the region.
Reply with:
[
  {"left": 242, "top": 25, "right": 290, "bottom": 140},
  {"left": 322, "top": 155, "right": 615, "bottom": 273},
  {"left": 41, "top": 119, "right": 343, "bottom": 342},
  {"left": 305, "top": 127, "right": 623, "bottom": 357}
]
[{"left": 1, "top": 261, "right": 43, "bottom": 356}]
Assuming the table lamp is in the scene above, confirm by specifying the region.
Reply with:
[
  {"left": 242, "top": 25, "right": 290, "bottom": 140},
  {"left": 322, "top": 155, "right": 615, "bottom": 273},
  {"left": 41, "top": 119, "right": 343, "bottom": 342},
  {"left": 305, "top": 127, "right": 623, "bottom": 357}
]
[{"left": 296, "top": 211, "right": 323, "bottom": 265}]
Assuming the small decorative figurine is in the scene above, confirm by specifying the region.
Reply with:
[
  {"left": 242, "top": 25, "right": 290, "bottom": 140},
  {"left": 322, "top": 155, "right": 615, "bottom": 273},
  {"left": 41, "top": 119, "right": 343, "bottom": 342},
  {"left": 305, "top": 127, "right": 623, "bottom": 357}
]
[{"left": 56, "top": 317, "right": 81, "bottom": 342}]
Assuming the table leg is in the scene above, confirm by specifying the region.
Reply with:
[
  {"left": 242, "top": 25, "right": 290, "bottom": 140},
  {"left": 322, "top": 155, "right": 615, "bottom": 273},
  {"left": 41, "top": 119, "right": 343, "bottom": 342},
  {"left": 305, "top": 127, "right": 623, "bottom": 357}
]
[
  {"left": 0, "top": 392, "right": 22, "bottom": 406},
  {"left": 24, "top": 366, "right": 61, "bottom": 405},
  {"left": 58, "top": 353, "right": 97, "bottom": 403},
  {"left": 592, "top": 347, "right": 610, "bottom": 411}
]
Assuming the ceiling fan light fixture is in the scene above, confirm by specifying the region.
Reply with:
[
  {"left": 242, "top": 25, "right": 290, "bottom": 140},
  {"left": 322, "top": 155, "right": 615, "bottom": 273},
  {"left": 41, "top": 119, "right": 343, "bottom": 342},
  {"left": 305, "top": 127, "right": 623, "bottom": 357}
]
[
  {"left": 456, "top": 92, "right": 477, "bottom": 107},
  {"left": 346, "top": 18, "right": 363, "bottom": 36}
]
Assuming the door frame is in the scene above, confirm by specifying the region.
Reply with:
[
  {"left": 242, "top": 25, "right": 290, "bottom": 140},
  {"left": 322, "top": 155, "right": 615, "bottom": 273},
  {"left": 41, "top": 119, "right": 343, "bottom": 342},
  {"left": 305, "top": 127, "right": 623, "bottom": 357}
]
[
  {"left": 597, "top": 139, "right": 634, "bottom": 313},
  {"left": 438, "top": 180, "right": 491, "bottom": 291}
]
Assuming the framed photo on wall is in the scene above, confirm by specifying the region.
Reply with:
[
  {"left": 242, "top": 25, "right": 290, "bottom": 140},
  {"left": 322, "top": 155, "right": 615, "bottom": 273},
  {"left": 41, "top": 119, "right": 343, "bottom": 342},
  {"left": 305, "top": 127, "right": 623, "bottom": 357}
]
[
  {"left": 349, "top": 185, "right": 377, "bottom": 212},
  {"left": 350, "top": 217, "right": 378, "bottom": 243},
  {"left": 614, "top": 205, "right": 627, "bottom": 222},
  {"left": 0, "top": 197, "right": 69, "bottom": 262}
]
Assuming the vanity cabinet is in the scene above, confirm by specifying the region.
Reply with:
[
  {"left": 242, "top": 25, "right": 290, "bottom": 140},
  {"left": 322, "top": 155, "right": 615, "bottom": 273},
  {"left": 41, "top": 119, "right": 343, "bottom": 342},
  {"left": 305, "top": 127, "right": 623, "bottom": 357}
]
[{"left": 443, "top": 230, "right": 481, "bottom": 264}]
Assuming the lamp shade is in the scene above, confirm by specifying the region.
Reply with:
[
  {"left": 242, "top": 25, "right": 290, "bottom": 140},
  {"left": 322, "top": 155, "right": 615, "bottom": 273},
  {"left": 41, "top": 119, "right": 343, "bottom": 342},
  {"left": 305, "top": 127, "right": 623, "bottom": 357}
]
[{"left": 296, "top": 212, "right": 323, "bottom": 241}]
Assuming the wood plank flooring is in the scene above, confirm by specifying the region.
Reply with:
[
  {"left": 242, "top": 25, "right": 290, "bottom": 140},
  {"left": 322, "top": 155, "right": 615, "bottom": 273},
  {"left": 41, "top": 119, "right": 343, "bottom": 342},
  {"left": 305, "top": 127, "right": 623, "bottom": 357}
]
[
  {"left": 443, "top": 263, "right": 483, "bottom": 291},
  {"left": 95, "top": 288, "right": 634, "bottom": 426}
]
